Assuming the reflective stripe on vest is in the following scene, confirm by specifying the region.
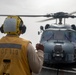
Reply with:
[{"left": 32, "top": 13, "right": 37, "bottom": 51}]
[{"left": 0, "top": 43, "right": 21, "bottom": 49}]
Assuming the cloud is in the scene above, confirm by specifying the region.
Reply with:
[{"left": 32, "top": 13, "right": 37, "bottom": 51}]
[{"left": 0, "top": 0, "right": 19, "bottom": 6}]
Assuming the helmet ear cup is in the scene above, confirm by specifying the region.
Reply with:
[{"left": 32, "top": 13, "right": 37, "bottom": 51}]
[
  {"left": 0, "top": 24, "right": 26, "bottom": 34},
  {"left": 0, "top": 25, "right": 4, "bottom": 33},
  {"left": 19, "top": 18, "right": 26, "bottom": 34},
  {"left": 19, "top": 25, "right": 26, "bottom": 34}
]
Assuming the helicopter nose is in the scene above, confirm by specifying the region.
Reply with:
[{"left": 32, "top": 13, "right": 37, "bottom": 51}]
[{"left": 52, "top": 45, "right": 64, "bottom": 61}]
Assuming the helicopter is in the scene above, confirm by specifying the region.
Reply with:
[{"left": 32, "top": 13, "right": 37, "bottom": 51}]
[
  {"left": 0, "top": 12, "right": 76, "bottom": 70},
  {"left": 37, "top": 12, "right": 76, "bottom": 69}
]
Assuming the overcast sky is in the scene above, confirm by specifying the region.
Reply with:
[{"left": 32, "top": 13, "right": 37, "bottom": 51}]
[{"left": 0, "top": 0, "right": 76, "bottom": 47}]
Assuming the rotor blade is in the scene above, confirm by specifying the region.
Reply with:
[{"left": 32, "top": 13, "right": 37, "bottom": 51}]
[
  {"left": 70, "top": 15, "right": 76, "bottom": 18},
  {"left": 14, "top": 15, "right": 47, "bottom": 17},
  {"left": 69, "top": 11, "right": 76, "bottom": 15},
  {"left": 38, "top": 18, "right": 55, "bottom": 22},
  {"left": 0, "top": 14, "right": 51, "bottom": 17}
]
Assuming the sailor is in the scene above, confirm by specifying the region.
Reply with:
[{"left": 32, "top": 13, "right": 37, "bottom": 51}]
[{"left": 0, "top": 16, "right": 44, "bottom": 75}]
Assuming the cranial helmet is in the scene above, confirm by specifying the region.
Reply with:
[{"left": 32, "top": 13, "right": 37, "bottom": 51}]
[{"left": 0, "top": 16, "right": 26, "bottom": 34}]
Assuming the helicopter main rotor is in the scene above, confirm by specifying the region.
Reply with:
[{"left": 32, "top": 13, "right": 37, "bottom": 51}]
[
  {"left": 0, "top": 11, "right": 76, "bottom": 24},
  {"left": 0, "top": 11, "right": 76, "bottom": 17},
  {"left": 38, "top": 12, "right": 76, "bottom": 23}
]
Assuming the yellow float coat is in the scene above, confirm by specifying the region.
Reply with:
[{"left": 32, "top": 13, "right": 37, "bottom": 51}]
[{"left": 0, "top": 35, "right": 31, "bottom": 75}]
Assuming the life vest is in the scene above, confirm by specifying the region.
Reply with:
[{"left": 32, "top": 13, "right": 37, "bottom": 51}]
[{"left": 0, "top": 35, "right": 32, "bottom": 75}]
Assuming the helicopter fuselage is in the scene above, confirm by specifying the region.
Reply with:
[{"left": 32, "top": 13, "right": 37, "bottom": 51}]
[{"left": 40, "top": 24, "right": 76, "bottom": 68}]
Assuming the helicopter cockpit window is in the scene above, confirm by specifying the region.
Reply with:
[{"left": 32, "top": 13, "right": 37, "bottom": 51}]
[
  {"left": 54, "top": 31, "right": 64, "bottom": 40},
  {"left": 41, "top": 30, "right": 76, "bottom": 42},
  {"left": 64, "top": 30, "right": 76, "bottom": 42},
  {"left": 70, "top": 31, "right": 76, "bottom": 42},
  {"left": 41, "top": 30, "right": 70, "bottom": 41},
  {"left": 64, "top": 31, "right": 72, "bottom": 41},
  {"left": 41, "top": 30, "right": 54, "bottom": 41}
]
